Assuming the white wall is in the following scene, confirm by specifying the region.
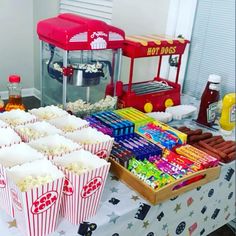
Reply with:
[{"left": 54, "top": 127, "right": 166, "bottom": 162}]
[
  {"left": 33, "top": 0, "right": 59, "bottom": 91},
  {"left": 112, "top": 0, "right": 171, "bottom": 83},
  {"left": 0, "top": 0, "right": 34, "bottom": 92},
  {"left": 0, "top": 0, "right": 170, "bottom": 95}
]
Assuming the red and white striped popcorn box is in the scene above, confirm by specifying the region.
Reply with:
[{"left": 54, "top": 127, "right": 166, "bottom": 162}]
[
  {"left": 28, "top": 134, "right": 82, "bottom": 161},
  {"left": 0, "top": 127, "right": 21, "bottom": 149},
  {"left": 29, "top": 105, "right": 69, "bottom": 121},
  {"left": 0, "top": 109, "right": 37, "bottom": 127},
  {"left": 7, "top": 159, "right": 65, "bottom": 236},
  {"left": 0, "top": 165, "right": 14, "bottom": 217},
  {"left": 65, "top": 127, "right": 114, "bottom": 161},
  {"left": 0, "top": 119, "right": 9, "bottom": 128},
  {"left": 15, "top": 121, "right": 63, "bottom": 142},
  {"left": 53, "top": 150, "right": 111, "bottom": 224},
  {"left": 47, "top": 114, "right": 89, "bottom": 133},
  {"left": 0, "top": 143, "right": 45, "bottom": 218}
]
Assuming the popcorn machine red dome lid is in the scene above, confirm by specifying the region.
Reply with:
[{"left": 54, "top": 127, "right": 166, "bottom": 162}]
[{"left": 37, "top": 13, "right": 125, "bottom": 50}]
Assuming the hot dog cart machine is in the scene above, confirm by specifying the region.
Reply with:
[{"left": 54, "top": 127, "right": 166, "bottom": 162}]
[
  {"left": 117, "top": 35, "right": 189, "bottom": 112},
  {"left": 37, "top": 13, "right": 125, "bottom": 110}
]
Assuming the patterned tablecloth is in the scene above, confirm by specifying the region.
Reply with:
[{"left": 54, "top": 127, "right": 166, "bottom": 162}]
[{"left": 0, "top": 160, "right": 235, "bottom": 236}]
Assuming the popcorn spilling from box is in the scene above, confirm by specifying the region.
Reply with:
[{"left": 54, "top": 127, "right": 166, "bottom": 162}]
[
  {"left": 53, "top": 149, "right": 110, "bottom": 225},
  {"left": 15, "top": 121, "right": 63, "bottom": 142},
  {"left": 64, "top": 127, "right": 114, "bottom": 160},
  {"left": 29, "top": 105, "right": 68, "bottom": 121},
  {"left": 0, "top": 143, "right": 45, "bottom": 217},
  {"left": 47, "top": 114, "right": 89, "bottom": 133},
  {"left": 28, "top": 134, "right": 81, "bottom": 160},
  {"left": 0, "top": 127, "right": 21, "bottom": 148},
  {"left": 0, "top": 109, "right": 37, "bottom": 126},
  {"left": 6, "top": 159, "right": 64, "bottom": 236}
]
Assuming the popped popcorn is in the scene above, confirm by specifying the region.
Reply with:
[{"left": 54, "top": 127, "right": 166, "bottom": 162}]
[{"left": 17, "top": 175, "right": 53, "bottom": 192}]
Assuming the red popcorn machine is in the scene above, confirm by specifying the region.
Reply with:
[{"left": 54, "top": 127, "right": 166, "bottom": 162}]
[
  {"left": 37, "top": 14, "right": 125, "bottom": 113},
  {"left": 117, "top": 35, "right": 189, "bottom": 112}
]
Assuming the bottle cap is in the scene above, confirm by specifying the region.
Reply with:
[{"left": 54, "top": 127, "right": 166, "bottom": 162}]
[
  {"left": 208, "top": 74, "right": 221, "bottom": 83},
  {"left": 9, "top": 75, "right": 21, "bottom": 83}
]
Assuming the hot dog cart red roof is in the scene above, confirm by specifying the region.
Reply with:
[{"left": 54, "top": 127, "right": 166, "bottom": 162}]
[
  {"left": 37, "top": 13, "right": 125, "bottom": 50},
  {"left": 123, "top": 34, "right": 189, "bottom": 58}
]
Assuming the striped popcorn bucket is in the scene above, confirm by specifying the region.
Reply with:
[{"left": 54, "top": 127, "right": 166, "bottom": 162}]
[
  {"left": 82, "top": 138, "right": 114, "bottom": 161},
  {"left": 59, "top": 162, "right": 110, "bottom": 225},
  {"left": 8, "top": 176, "right": 64, "bottom": 236},
  {"left": 0, "top": 165, "right": 14, "bottom": 217}
]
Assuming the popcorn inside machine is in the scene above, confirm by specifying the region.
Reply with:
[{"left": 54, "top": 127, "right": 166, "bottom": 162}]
[{"left": 37, "top": 14, "right": 125, "bottom": 115}]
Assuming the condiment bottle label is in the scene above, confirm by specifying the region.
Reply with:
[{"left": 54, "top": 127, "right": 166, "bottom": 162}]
[
  {"left": 230, "top": 104, "right": 236, "bottom": 122},
  {"left": 209, "top": 83, "right": 220, "bottom": 91},
  {"left": 207, "top": 102, "right": 218, "bottom": 123}
]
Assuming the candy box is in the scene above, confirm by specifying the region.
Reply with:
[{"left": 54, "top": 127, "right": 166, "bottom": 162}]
[
  {"left": 0, "top": 143, "right": 45, "bottom": 217},
  {"left": 92, "top": 111, "right": 135, "bottom": 137},
  {"left": 6, "top": 159, "right": 64, "bottom": 236},
  {"left": 53, "top": 150, "right": 110, "bottom": 224},
  {"left": 64, "top": 127, "right": 114, "bottom": 160},
  {"left": 114, "top": 107, "right": 155, "bottom": 130},
  {"left": 137, "top": 121, "right": 187, "bottom": 149}
]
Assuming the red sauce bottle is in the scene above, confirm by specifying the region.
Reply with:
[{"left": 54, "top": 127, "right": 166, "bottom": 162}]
[{"left": 196, "top": 74, "right": 221, "bottom": 127}]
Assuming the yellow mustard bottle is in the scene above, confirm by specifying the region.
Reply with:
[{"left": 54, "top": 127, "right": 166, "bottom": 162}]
[{"left": 219, "top": 93, "right": 236, "bottom": 134}]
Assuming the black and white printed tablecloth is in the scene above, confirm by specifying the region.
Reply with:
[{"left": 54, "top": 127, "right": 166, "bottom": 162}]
[{"left": 0, "top": 160, "right": 235, "bottom": 236}]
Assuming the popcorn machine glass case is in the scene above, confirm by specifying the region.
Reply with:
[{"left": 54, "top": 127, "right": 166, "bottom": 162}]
[{"left": 37, "top": 14, "right": 125, "bottom": 114}]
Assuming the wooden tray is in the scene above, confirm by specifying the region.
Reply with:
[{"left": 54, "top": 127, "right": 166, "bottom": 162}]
[{"left": 109, "top": 158, "right": 221, "bottom": 205}]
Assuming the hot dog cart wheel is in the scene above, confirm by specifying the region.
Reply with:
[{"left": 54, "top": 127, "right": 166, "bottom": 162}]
[
  {"left": 117, "top": 34, "right": 189, "bottom": 112},
  {"left": 37, "top": 13, "right": 125, "bottom": 110}
]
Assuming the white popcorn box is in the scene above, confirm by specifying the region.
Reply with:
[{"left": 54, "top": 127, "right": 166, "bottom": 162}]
[
  {"left": 29, "top": 105, "right": 69, "bottom": 121},
  {"left": 28, "top": 134, "right": 82, "bottom": 161},
  {"left": 65, "top": 127, "right": 114, "bottom": 160},
  {"left": 0, "top": 119, "right": 9, "bottom": 128},
  {"left": 0, "top": 165, "right": 14, "bottom": 217},
  {"left": 59, "top": 164, "right": 110, "bottom": 224},
  {"left": 9, "top": 178, "right": 64, "bottom": 236},
  {"left": 15, "top": 121, "right": 63, "bottom": 142},
  {"left": 53, "top": 150, "right": 110, "bottom": 224},
  {"left": 7, "top": 160, "right": 65, "bottom": 236},
  {"left": 82, "top": 139, "right": 114, "bottom": 160},
  {"left": 0, "top": 109, "right": 37, "bottom": 127},
  {"left": 0, "top": 143, "right": 45, "bottom": 218},
  {"left": 47, "top": 115, "right": 89, "bottom": 133},
  {"left": 0, "top": 127, "right": 21, "bottom": 148}
]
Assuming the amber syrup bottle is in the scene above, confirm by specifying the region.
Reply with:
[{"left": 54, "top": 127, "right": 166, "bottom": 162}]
[{"left": 5, "top": 75, "right": 26, "bottom": 111}]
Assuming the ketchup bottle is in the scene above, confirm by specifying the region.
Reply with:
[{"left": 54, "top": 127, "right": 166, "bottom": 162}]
[
  {"left": 5, "top": 75, "right": 26, "bottom": 111},
  {"left": 196, "top": 74, "right": 221, "bottom": 127}
]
